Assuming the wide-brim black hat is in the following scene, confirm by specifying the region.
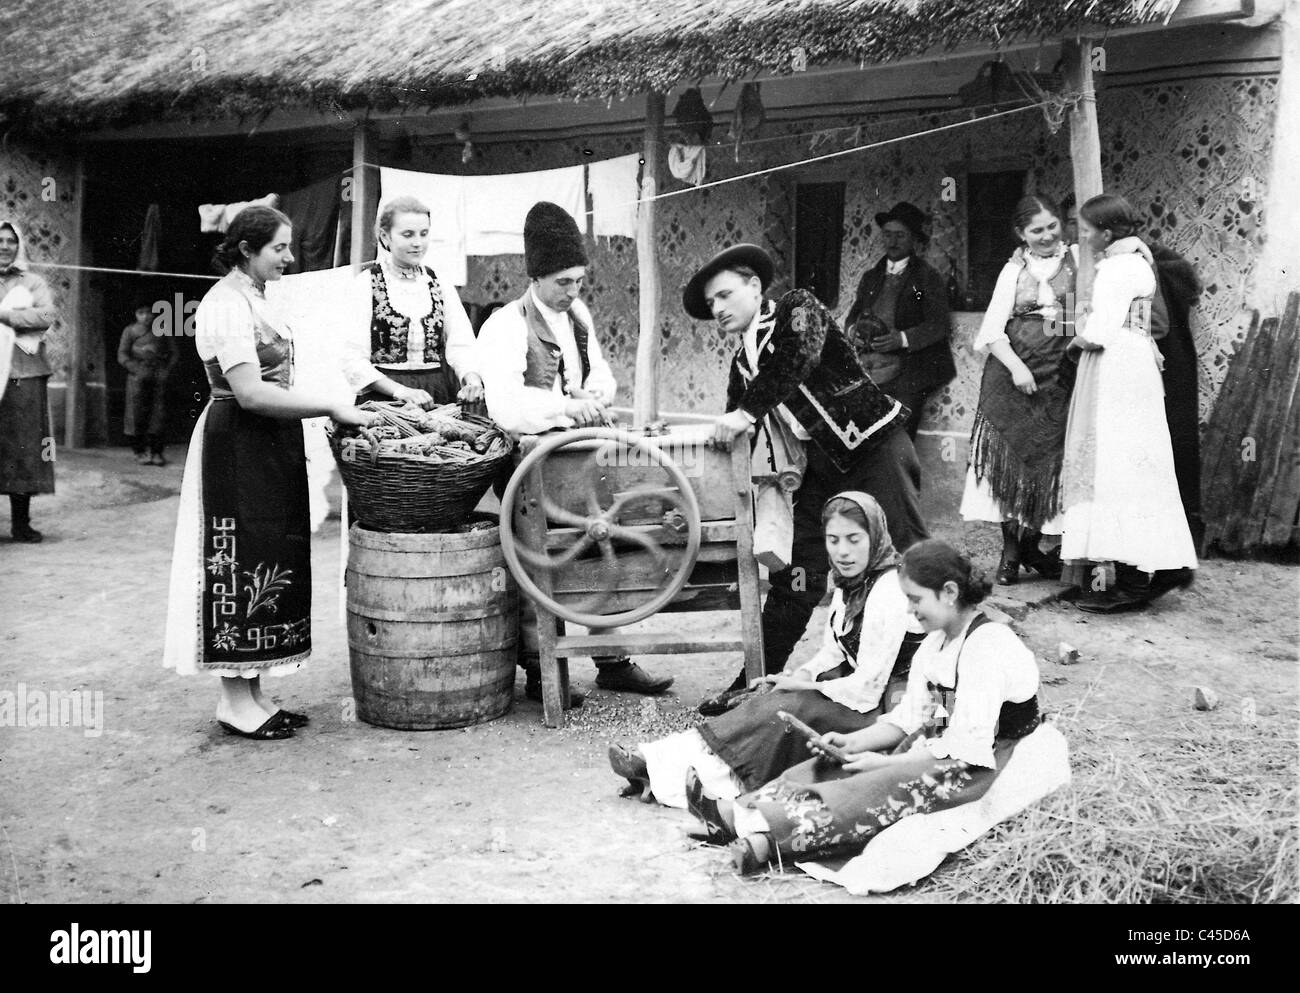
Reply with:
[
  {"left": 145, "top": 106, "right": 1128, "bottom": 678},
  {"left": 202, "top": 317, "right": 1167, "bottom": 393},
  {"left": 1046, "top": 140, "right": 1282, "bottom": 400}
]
[
  {"left": 682, "top": 243, "right": 774, "bottom": 320},
  {"left": 873, "top": 201, "right": 929, "bottom": 244}
]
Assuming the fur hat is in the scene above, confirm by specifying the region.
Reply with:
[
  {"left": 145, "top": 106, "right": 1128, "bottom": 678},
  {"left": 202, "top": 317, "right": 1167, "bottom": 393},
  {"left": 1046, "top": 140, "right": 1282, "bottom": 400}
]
[{"left": 524, "top": 201, "right": 587, "bottom": 278}]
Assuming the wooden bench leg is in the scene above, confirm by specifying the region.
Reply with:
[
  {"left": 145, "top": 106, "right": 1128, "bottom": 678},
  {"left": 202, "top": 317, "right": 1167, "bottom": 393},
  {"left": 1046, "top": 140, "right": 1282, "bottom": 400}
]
[{"left": 731, "top": 438, "right": 766, "bottom": 684}]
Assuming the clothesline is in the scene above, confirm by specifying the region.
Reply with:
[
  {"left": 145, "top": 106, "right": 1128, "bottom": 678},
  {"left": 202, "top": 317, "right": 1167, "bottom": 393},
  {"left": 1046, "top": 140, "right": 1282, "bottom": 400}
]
[
  {"left": 31, "top": 262, "right": 219, "bottom": 281},
  {"left": 21, "top": 99, "right": 1055, "bottom": 281},
  {"left": 353, "top": 100, "right": 1052, "bottom": 217}
]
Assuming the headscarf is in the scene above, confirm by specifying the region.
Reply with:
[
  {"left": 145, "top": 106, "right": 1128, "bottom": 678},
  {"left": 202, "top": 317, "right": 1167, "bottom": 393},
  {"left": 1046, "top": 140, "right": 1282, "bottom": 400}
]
[
  {"left": 0, "top": 221, "right": 31, "bottom": 277},
  {"left": 823, "top": 490, "right": 900, "bottom": 644}
]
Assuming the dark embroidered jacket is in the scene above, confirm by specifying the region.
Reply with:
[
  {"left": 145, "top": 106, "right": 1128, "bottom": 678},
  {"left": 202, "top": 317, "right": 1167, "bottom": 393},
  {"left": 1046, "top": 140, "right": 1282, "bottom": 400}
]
[
  {"left": 844, "top": 256, "right": 956, "bottom": 397},
  {"left": 725, "top": 289, "right": 906, "bottom": 473},
  {"left": 366, "top": 262, "right": 447, "bottom": 367}
]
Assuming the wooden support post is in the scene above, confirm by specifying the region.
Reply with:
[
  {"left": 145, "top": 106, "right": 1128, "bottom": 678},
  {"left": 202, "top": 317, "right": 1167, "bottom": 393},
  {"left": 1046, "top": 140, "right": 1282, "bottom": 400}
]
[
  {"left": 731, "top": 436, "right": 766, "bottom": 684},
  {"left": 1063, "top": 37, "right": 1105, "bottom": 311},
  {"left": 63, "top": 153, "right": 86, "bottom": 448},
  {"left": 350, "top": 121, "right": 375, "bottom": 271},
  {"left": 632, "top": 91, "right": 665, "bottom": 428},
  {"left": 518, "top": 458, "right": 570, "bottom": 727}
]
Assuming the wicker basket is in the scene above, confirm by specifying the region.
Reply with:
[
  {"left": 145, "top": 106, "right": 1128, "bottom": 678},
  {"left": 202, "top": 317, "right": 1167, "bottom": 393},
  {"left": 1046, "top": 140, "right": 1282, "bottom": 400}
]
[{"left": 328, "top": 403, "right": 512, "bottom": 533}]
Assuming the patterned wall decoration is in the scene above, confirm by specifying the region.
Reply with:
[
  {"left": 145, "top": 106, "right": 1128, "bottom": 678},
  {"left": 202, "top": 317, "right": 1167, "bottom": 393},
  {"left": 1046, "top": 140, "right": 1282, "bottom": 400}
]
[
  {"left": 413, "top": 70, "right": 1277, "bottom": 430},
  {"left": 0, "top": 142, "right": 78, "bottom": 380}
]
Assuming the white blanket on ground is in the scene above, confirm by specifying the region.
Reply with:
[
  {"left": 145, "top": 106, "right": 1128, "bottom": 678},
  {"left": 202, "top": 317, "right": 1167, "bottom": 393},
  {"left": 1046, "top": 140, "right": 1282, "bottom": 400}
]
[{"left": 797, "top": 722, "right": 1072, "bottom": 894}]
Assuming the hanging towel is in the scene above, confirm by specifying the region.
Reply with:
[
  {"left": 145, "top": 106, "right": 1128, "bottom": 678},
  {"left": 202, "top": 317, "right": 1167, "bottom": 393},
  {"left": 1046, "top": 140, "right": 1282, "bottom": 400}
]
[
  {"left": 377, "top": 167, "right": 468, "bottom": 286},
  {"left": 138, "top": 203, "right": 161, "bottom": 272},
  {"left": 463, "top": 164, "right": 585, "bottom": 256},
  {"left": 280, "top": 176, "right": 341, "bottom": 274},
  {"left": 587, "top": 153, "right": 640, "bottom": 239},
  {"left": 197, "top": 193, "right": 279, "bottom": 233},
  {"left": 668, "top": 144, "right": 707, "bottom": 186},
  {"left": 264, "top": 266, "right": 354, "bottom": 404}
]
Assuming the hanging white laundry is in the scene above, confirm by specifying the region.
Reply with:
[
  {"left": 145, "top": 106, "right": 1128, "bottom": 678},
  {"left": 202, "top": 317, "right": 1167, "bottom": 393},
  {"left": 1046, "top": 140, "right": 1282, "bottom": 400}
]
[
  {"left": 377, "top": 167, "right": 468, "bottom": 286},
  {"left": 587, "top": 153, "right": 640, "bottom": 239},
  {"left": 462, "top": 164, "right": 585, "bottom": 256},
  {"left": 265, "top": 266, "right": 356, "bottom": 534},
  {"left": 668, "top": 144, "right": 707, "bottom": 186}
]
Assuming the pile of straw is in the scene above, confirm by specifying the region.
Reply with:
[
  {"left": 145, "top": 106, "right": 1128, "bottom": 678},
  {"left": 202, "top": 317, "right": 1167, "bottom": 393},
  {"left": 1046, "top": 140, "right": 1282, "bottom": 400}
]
[{"left": 925, "top": 711, "right": 1298, "bottom": 904}]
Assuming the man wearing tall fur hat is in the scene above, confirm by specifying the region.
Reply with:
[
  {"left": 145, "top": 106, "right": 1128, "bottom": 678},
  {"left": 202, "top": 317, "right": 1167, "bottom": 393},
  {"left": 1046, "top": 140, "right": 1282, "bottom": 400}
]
[
  {"left": 685, "top": 244, "right": 929, "bottom": 708},
  {"left": 478, "top": 201, "right": 673, "bottom": 705},
  {"left": 843, "top": 201, "right": 955, "bottom": 439}
]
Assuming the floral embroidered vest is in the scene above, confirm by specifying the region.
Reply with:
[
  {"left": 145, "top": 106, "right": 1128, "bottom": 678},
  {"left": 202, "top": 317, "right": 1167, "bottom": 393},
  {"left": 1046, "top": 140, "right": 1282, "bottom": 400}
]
[{"left": 367, "top": 263, "right": 447, "bottom": 366}]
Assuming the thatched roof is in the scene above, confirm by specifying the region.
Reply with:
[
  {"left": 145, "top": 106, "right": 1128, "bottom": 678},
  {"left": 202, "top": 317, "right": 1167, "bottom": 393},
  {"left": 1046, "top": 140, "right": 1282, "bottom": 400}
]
[{"left": 1, "top": 0, "right": 1180, "bottom": 133}]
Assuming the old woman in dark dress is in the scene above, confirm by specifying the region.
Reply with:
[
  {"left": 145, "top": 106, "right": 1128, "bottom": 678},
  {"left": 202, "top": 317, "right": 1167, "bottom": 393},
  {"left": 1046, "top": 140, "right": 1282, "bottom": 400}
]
[{"left": 0, "top": 221, "right": 58, "bottom": 542}]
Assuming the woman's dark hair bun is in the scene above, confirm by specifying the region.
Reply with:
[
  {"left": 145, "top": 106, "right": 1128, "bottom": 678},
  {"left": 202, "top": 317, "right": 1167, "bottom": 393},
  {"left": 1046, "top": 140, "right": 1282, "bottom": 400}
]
[{"left": 900, "top": 538, "right": 991, "bottom": 606}]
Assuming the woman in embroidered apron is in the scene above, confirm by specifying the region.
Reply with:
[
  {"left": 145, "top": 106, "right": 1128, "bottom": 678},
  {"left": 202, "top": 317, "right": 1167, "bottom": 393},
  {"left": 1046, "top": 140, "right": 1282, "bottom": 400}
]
[
  {"left": 608, "top": 493, "right": 925, "bottom": 811},
  {"left": 0, "top": 221, "right": 58, "bottom": 543},
  {"left": 341, "top": 195, "right": 483, "bottom": 408},
  {"left": 681, "top": 539, "right": 1070, "bottom": 887},
  {"left": 961, "top": 195, "right": 1075, "bottom": 585},
  {"left": 1061, "top": 194, "right": 1198, "bottom": 613},
  {"left": 163, "top": 206, "right": 378, "bottom": 740}
]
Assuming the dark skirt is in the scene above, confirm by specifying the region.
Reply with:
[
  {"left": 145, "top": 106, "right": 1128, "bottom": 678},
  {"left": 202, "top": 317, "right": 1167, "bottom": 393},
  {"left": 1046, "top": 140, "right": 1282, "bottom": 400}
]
[
  {"left": 740, "top": 736, "right": 1022, "bottom": 863},
  {"left": 969, "top": 315, "right": 1072, "bottom": 529},
  {"left": 198, "top": 399, "right": 311, "bottom": 671},
  {"left": 0, "top": 374, "right": 55, "bottom": 495},
  {"left": 360, "top": 366, "right": 459, "bottom": 406},
  {"left": 700, "top": 652, "right": 917, "bottom": 792}
]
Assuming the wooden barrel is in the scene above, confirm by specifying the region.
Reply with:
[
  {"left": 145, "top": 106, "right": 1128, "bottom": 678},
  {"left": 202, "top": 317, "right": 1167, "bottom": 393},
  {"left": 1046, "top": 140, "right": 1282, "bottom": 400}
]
[{"left": 346, "top": 522, "right": 518, "bottom": 730}]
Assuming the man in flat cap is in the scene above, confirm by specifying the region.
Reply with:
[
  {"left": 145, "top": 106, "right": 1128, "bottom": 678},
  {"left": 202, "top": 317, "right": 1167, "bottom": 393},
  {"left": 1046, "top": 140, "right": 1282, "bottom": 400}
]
[
  {"left": 843, "top": 201, "right": 954, "bottom": 439},
  {"left": 684, "top": 243, "right": 928, "bottom": 708},
  {"left": 479, "top": 201, "right": 673, "bottom": 704}
]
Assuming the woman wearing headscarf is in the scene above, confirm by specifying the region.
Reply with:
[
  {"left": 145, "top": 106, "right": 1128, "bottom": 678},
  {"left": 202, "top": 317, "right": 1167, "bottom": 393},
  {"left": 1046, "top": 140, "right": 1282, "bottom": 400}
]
[
  {"left": 609, "top": 492, "right": 924, "bottom": 813},
  {"left": 0, "top": 221, "right": 58, "bottom": 542}
]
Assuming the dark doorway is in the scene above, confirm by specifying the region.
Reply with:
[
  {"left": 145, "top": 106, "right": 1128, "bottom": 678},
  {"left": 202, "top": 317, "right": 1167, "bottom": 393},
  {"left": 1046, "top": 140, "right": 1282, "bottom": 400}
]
[
  {"left": 794, "top": 182, "right": 846, "bottom": 310},
  {"left": 965, "top": 170, "right": 1027, "bottom": 310}
]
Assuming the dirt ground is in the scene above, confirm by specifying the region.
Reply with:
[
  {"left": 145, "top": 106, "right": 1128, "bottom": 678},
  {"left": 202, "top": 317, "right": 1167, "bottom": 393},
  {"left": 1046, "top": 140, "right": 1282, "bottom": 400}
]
[{"left": 1, "top": 443, "right": 1296, "bottom": 904}]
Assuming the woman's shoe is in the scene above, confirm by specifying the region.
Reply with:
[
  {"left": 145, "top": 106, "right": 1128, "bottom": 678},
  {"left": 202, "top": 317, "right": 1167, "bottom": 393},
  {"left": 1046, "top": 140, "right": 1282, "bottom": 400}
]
[
  {"left": 685, "top": 767, "right": 734, "bottom": 844},
  {"left": 218, "top": 716, "right": 295, "bottom": 740},
  {"left": 729, "top": 834, "right": 774, "bottom": 875},
  {"left": 11, "top": 524, "right": 42, "bottom": 543},
  {"left": 995, "top": 553, "right": 1020, "bottom": 585},
  {"left": 270, "top": 709, "right": 310, "bottom": 729},
  {"left": 608, "top": 744, "right": 654, "bottom": 803},
  {"left": 1020, "top": 542, "right": 1063, "bottom": 580}
]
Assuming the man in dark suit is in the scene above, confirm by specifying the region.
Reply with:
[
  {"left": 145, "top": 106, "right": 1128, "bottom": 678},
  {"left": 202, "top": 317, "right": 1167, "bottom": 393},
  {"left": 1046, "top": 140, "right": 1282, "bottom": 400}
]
[
  {"left": 843, "top": 202, "right": 955, "bottom": 439},
  {"left": 685, "top": 244, "right": 929, "bottom": 706}
]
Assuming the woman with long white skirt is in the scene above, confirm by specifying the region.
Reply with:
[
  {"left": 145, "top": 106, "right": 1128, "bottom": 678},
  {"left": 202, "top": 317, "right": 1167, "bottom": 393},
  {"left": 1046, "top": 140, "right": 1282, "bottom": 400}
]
[{"left": 1059, "top": 193, "right": 1198, "bottom": 613}]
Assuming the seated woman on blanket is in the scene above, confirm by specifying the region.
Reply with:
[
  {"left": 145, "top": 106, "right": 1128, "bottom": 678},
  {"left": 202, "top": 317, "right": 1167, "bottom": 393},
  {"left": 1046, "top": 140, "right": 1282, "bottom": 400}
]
[
  {"left": 684, "top": 538, "right": 1070, "bottom": 879},
  {"left": 608, "top": 492, "right": 925, "bottom": 809}
]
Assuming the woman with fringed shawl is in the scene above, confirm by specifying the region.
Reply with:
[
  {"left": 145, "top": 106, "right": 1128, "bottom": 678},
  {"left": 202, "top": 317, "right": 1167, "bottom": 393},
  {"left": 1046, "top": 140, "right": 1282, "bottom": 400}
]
[{"left": 960, "top": 195, "right": 1075, "bottom": 586}]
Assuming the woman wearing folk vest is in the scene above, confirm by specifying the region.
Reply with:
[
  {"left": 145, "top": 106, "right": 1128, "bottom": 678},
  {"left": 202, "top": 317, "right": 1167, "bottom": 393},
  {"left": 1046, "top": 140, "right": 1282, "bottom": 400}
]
[
  {"left": 960, "top": 194, "right": 1075, "bottom": 585},
  {"left": 478, "top": 200, "right": 673, "bottom": 704},
  {"left": 340, "top": 195, "right": 483, "bottom": 408}
]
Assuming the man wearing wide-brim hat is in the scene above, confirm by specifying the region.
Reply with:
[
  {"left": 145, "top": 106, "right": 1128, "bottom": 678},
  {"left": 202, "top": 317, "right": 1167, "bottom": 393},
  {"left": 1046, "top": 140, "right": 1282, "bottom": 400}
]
[
  {"left": 843, "top": 201, "right": 954, "bottom": 439},
  {"left": 684, "top": 243, "right": 929, "bottom": 704},
  {"left": 478, "top": 201, "right": 673, "bottom": 705}
]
